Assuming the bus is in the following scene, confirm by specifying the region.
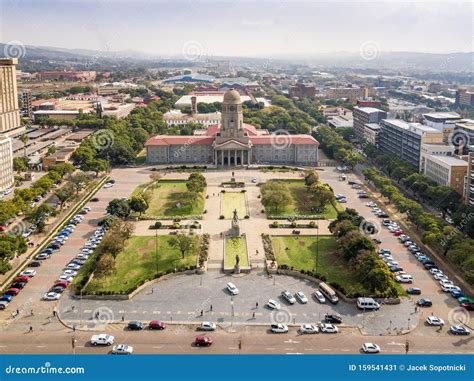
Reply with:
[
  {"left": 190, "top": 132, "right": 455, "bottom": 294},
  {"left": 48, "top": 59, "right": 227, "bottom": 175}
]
[{"left": 319, "top": 282, "right": 339, "bottom": 304}]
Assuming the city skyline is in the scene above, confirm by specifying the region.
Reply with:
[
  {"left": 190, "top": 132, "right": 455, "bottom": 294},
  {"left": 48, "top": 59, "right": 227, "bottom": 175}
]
[{"left": 1, "top": 0, "right": 472, "bottom": 58}]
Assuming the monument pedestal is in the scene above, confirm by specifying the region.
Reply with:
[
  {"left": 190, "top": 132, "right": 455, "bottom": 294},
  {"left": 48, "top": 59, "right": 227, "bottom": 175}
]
[{"left": 234, "top": 265, "right": 240, "bottom": 274}]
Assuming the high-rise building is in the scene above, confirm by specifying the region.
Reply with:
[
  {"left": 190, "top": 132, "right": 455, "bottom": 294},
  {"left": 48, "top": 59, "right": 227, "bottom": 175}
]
[
  {"left": 0, "top": 58, "right": 23, "bottom": 193},
  {"left": 379, "top": 119, "right": 443, "bottom": 169},
  {"left": 352, "top": 106, "right": 387, "bottom": 141},
  {"left": 20, "top": 89, "right": 33, "bottom": 119},
  {"left": 456, "top": 89, "right": 474, "bottom": 107}
]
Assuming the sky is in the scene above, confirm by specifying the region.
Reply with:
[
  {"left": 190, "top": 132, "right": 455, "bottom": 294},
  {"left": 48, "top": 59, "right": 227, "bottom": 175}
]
[{"left": 0, "top": 0, "right": 472, "bottom": 57}]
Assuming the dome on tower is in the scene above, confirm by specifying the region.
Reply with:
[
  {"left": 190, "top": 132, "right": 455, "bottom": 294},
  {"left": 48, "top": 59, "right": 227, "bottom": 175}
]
[{"left": 223, "top": 88, "right": 241, "bottom": 104}]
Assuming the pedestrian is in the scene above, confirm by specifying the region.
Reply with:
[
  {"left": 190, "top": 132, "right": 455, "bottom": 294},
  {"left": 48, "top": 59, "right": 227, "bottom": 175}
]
[
  {"left": 29, "top": 325, "right": 33, "bottom": 333},
  {"left": 151, "top": 288, "right": 154, "bottom": 294},
  {"left": 121, "top": 315, "right": 124, "bottom": 322},
  {"left": 53, "top": 309, "right": 56, "bottom": 317},
  {"left": 256, "top": 302, "right": 259, "bottom": 309},
  {"left": 71, "top": 305, "right": 75, "bottom": 312},
  {"left": 252, "top": 312, "right": 255, "bottom": 319},
  {"left": 16, "top": 309, "right": 19, "bottom": 316},
  {"left": 200, "top": 310, "right": 203, "bottom": 317},
  {"left": 73, "top": 325, "right": 76, "bottom": 332},
  {"left": 210, "top": 305, "right": 213, "bottom": 311},
  {"left": 95, "top": 311, "right": 99, "bottom": 319},
  {"left": 48, "top": 316, "right": 52, "bottom": 324},
  {"left": 30, "top": 309, "right": 33, "bottom": 316}
]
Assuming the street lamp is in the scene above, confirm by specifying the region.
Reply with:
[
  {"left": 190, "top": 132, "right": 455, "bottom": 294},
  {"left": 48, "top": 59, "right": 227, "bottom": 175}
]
[
  {"left": 315, "top": 219, "right": 320, "bottom": 273},
  {"left": 155, "top": 229, "right": 158, "bottom": 277}
]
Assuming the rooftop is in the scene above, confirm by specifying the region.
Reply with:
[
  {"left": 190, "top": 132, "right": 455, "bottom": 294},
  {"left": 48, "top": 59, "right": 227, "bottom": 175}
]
[
  {"left": 354, "top": 106, "right": 385, "bottom": 114},
  {"left": 426, "top": 155, "right": 468, "bottom": 167},
  {"left": 365, "top": 123, "right": 381, "bottom": 131},
  {"left": 423, "top": 111, "right": 461, "bottom": 121}
]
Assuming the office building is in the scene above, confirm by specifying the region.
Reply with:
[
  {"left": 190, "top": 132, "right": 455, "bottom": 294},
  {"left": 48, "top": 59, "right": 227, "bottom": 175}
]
[
  {"left": 423, "top": 155, "right": 467, "bottom": 196},
  {"left": 352, "top": 106, "right": 387, "bottom": 141},
  {"left": 289, "top": 83, "right": 316, "bottom": 98},
  {"left": 379, "top": 119, "right": 443, "bottom": 169},
  {"left": 456, "top": 89, "right": 474, "bottom": 107},
  {"left": 363, "top": 123, "right": 381, "bottom": 146}
]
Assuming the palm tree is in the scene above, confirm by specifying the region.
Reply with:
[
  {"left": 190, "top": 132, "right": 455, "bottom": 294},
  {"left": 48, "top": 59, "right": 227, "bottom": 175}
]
[{"left": 19, "top": 134, "right": 29, "bottom": 158}]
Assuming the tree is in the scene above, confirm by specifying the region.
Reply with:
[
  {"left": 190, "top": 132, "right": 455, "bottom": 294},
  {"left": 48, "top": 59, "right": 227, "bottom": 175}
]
[
  {"left": 304, "top": 170, "right": 319, "bottom": 186},
  {"left": 149, "top": 173, "right": 162, "bottom": 191},
  {"left": 27, "top": 204, "right": 54, "bottom": 232},
  {"left": 70, "top": 173, "right": 90, "bottom": 195},
  {"left": 13, "top": 157, "right": 28, "bottom": 173},
  {"left": 55, "top": 184, "right": 75, "bottom": 209},
  {"left": 260, "top": 182, "right": 291, "bottom": 213},
  {"left": 106, "top": 199, "right": 131, "bottom": 218},
  {"left": 169, "top": 233, "right": 196, "bottom": 259},
  {"left": 82, "top": 159, "right": 109, "bottom": 176},
  {"left": 101, "top": 233, "right": 125, "bottom": 261},
  {"left": 129, "top": 195, "right": 148, "bottom": 216},
  {"left": 186, "top": 173, "right": 206, "bottom": 193},
  {"left": 19, "top": 134, "right": 29, "bottom": 157},
  {"left": 95, "top": 254, "right": 115, "bottom": 277},
  {"left": 307, "top": 182, "right": 334, "bottom": 210}
]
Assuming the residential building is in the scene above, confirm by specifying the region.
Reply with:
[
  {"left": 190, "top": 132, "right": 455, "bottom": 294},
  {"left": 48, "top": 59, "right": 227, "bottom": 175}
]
[
  {"left": 325, "top": 86, "right": 368, "bottom": 100},
  {"left": 19, "top": 89, "right": 33, "bottom": 118},
  {"left": 352, "top": 106, "right": 387, "bottom": 141},
  {"left": 289, "top": 83, "right": 316, "bottom": 98},
  {"left": 456, "top": 89, "right": 474, "bottom": 107},
  {"left": 0, "top": 135, "right": 13, "bottom": 192},
  {"left": 146, "top": 89, "right": 318, "bottom": 166},
  {"left": 423, "top": 155, "right": 468, "bottom": 196},
  {"left": 379, "top": 119, "right": 443, "bottom": 169},
  {"left": 363, "top": 123, "right": 381, "bottom": 146}
]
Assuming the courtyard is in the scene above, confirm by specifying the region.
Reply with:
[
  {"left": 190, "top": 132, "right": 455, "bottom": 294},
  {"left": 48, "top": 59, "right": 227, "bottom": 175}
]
[{"left": 220, "top": 191, "right": 248, "bottom": 219}]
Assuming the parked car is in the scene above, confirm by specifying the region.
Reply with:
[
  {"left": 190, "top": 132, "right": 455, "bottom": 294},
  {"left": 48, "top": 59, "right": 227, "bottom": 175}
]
[
  {"left": 148, "top": 320, "right": 166, "bottom": 330},
  {"left": 29, "top": 261, "right": 42, "bottom": 267},
  {"left": 295, "top": 291, "right": 308, "bottom": 304},
  {"left": 324, "top": 314, "right": 342, "bottom": 324},
  {"left": 396, "top": 274, "right": 413, "bottom": 283},
  {"left": 300, "top": 324, "right": 318, "bottom": 334},
  {"left": 267, "top": 299, "right": 281, "bottom": 310},
  {"left": 0, "top": 294, "right": 13, "bottom": 302},
  {"left": 461, "top": 303, "right": 474, "bottom": 311},
  {"left": 112, "top": 344, "right": 133, "bottom": 355},
  {"left": 199, "top": 322, "right": 216, "bottom": 331},
  {"left": 0, "top": 301, "right": 9, "bottom": 310},
  {"left": 281, "top": 290, "right": 296, "bottom": 304},
  {"left": 194, "top": 336, "right": 213, "bottom": 347},
  {"left": 313, "top": 290, "right": 326, "bottom": 303},
  {"left": 5, "top": 288, "right": 20, "bottom": 296},
  {"left": 362, "top": 343, "right": 381, "bottom": 353},
  {"left": 43, "top": 292, "right": 61, "bottom": 301},
  {"left": 127, "top": 321, "right": 144, "bottom": 330},
  {"left": 320, "top": 324, "right": 338, "bottom": 333},
  {"left": 407, "top": 287, "right": 421, "bottom": 295},
  {"left": 417, "top": 298, "right": 432, "bottom": 307},
  {"left": 271, "top": 324, "right": 289, "bottom": 333},
  {"left": 11, "top": 282, "right": 26, "bottom": 289}
]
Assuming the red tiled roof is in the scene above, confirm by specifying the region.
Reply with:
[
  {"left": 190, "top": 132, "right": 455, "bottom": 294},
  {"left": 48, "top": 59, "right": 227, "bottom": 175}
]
[
  {"left": 205, "top": 124, "right": 220, "bottom": 136},
  {"left": 145, "top": 136, "right": 215, "bottom": 146},
  {"left": 250, "top": 135, "right": 319, "bottom": 145}
]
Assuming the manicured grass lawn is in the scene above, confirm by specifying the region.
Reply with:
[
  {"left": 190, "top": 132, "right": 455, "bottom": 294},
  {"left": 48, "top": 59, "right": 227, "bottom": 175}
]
[
  {"left": 84, "top": 236, "right": 197, "bottom": 294},
  {"left": 272, "top": 235, "right": 370, "bottom": 295},
  {"left": 264, "top": 180, "right": 338, "bottom": 219},
  {"left": 221, "top": 192, "right": 248, "bottom": 219},
  {"left": 134, "top": 180, "right": 204, "bottom": 217},
  {"left": 225, "top": 236, "right": 249, "bottom": 269}
]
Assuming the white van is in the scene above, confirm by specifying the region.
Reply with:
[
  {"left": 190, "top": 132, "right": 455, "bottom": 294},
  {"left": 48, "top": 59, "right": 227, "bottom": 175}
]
[{"left": 357, "top": 297, "right": 380, "bottom": 310}]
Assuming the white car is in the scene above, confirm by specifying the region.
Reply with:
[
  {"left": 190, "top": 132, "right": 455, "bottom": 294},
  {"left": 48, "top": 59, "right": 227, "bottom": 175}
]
[
  {"left": 104, "top": 183, "right": 114, "bottom": 189},
  {"left": 226, "top": 282, "right": 239, "bottom": 295},
  {"left": 63, "top": 270, "right": 78, "bottom": 276},
  {"left": 267, "top": 299, "right": 281, "bottom": 310},
  {"left": 426, "top": 316, "right": 445, "bottom": 326},
  {"left": 281, "top": 290, "right": 296, "bottom": 304},
  {"left": 65, "top": 263, "right": 81, "bottom": 270},
  {"left": 199, "top": 322, "right": 216, "bottom": 331},
  {"left": 396, "top": 274, "right": 413, "bottom": 283},
  {"left": 320, "top": 323, "right": 338, "bottom": 333},
  {"left": 430, "top": 268, "right": 442, "bottom": 275},
  {"left": 439, "top": 279, "right": 454, "bottom": 287},
  {"left": 362, "top": 343, "right": 381, "bottom": 353},
  {"left": 251, "top": 178, "right": 257, "bottom": 183},
  {"left": 58, "top": 275, "right": 74, "bottom": 283},
  {"left": 313, "top": 290, "right": 326, "bottom": 303},
  {"left": 434, "top": 273, "right": 448, "bottom": 281},
  {"left": 91, "top": 334, "right": 115, "bottom": 346},
  {"left": 300, "top": 324, "right": 318, "bottom": 334},
  {"left": 43, "top": 292, "right": 60, "bottom": 301},
  {"left": 271, "top": 324, "right": 288, "bottom": 333},
  {"left": 112, "top": 344, "right": 133, "bottom": 355},
  {"left": 20, "top": 269, "right": 37, "bottom": 277},
  {"left": 295, "top": 291, "right": 308, "bottom": 304}
]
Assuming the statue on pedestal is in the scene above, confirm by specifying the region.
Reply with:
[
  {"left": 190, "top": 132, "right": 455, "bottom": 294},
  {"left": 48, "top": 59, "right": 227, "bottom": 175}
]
[{"left": 231, "top": 208, "right": 240, "bottom": 236}]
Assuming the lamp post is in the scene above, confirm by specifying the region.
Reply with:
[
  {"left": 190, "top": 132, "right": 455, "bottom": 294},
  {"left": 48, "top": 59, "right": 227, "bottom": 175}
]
[
  {"left": 315, "top": 219, "right": 320, "bottom": 273},
  {"left": 155, "top": 229, "right": 158, "bottom": 277}
]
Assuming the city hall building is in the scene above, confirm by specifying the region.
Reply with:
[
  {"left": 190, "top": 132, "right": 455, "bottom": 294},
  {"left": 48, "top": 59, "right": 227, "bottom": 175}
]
[{"left": 145, "top": 89, "right": 319, "bottom": 166}]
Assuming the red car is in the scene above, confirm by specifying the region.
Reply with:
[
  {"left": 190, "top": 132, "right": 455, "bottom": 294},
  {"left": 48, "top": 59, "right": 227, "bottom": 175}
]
[
  {"left": 461, "top": 303, "right": 474, "bottom": 311},
  {"left": 394, "top": 230, "right": 403, "bottom": 236},
  {"left": 53, "top": 281, "right": 69, "bottom": 288},
  {"left": 195, "top": 336, "right": 213, "bottom": 347},
  {"left": 14, "top": 276, "right": 29, "bottom": 283},
  {"left": 148, "top": 320, "right": 166, "bottom": 330},
  {"left": 5, "top": 288, "right": 20, "bottom": 296}
]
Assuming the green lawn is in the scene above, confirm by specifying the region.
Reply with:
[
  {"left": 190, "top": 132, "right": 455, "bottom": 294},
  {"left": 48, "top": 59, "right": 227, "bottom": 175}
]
[
  {"left": 225, "top": 236, "right": 249, "bottom": 269},
  {"left": 134, "top": 180, "right": 204, "bottom": 217},
  {"left": 221, "top": 192, "right": 248, "bottom": 219},
  {"left": 272, "top": 235, "right": 371, "bottom": 296},
  {"left": 264, "top": 180, "right": 338, "bottom": 219},
  {"left": 84, "top": 236, "right": 197, "bottom": 294}
]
